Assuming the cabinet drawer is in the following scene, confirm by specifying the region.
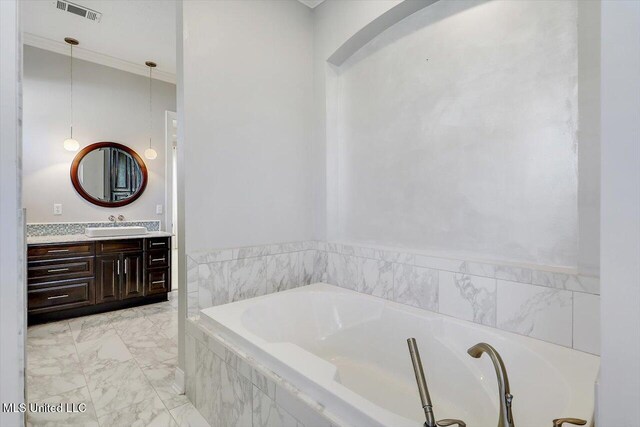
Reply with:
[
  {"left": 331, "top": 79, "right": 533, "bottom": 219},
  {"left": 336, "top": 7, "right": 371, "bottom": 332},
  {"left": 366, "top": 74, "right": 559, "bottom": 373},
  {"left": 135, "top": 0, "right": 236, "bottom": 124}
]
[
  {"left": 146, "top": 250, "right": 170, "bottom": 269},
  {"left": 96, "top": 239, "right": 144, "bottom": 254},
  {"left": 146, "top": 268, "right": 170, "bottom": 295},
  {"left": 28, "top": 242, "right": 94, "bottom": 260},
  {"left": 28, "top": 279, "right": 94, "bottom": 312},
  {"left": 28, "top": 257, "right": 94, "bottom": 284},
  {"left": 146, "top": 237, "right": 171, "bottom": 251}
]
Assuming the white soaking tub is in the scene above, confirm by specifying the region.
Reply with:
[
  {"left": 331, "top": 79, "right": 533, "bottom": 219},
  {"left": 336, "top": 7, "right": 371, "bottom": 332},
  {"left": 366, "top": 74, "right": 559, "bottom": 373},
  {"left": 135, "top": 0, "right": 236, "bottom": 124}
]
[{"left": 200, "top": 283, "right": 599, "bottom": 427}]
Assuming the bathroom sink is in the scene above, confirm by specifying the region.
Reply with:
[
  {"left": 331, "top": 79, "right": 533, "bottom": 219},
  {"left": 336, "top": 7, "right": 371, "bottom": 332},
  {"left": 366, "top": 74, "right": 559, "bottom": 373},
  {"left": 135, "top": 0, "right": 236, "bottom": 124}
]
[{"left": 85, "top": 226, "right": 148, "bottom": 238}]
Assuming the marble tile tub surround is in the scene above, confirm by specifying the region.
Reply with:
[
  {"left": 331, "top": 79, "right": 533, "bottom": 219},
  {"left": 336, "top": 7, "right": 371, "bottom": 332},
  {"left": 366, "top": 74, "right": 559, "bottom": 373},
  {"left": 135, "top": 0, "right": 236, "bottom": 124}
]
[
  {"left": 187, "top": 240, "right": 600, "bottom": 354},
  {"left": 26, "top": 220, "right": 161, "bottom": 237},
  {"left": 186, "top": 318, "right": 343, "bottom": 427},
  {"left": 187, "top": 241, "right": 324, "bottom": 318}
]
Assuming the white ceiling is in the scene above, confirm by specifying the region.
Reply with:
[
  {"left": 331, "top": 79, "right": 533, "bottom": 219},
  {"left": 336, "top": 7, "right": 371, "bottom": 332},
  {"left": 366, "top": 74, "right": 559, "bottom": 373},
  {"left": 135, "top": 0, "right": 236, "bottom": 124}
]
[
  {"left": 22, "top": 0, "right": 176, "bottom": 80},
  {"left": 22, "top": 0, "right": 324, "bottom": 82}
]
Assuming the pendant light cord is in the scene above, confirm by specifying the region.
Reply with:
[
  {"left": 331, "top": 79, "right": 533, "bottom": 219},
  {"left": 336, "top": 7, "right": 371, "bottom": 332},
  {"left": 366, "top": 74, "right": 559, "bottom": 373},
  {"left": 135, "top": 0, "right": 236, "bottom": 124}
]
[
  {"left": 149, "top": 66, "right": 152, "bottom": 149},
  {"left": 70, "top": 42, "right": 73, "bottom": 139}
]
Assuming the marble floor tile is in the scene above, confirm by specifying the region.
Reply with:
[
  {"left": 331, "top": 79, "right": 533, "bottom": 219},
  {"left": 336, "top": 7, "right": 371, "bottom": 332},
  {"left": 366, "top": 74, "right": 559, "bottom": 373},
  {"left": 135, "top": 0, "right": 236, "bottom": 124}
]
[
  {"left": 86, "top": 359, "right": 158, "bottom": 418},
  {"left": 27, "top": 323, "right": 76, "bottom": 358},
  {"left": 27, "top": 351, "right": 86, "bottom": 401},
  {"left": 138, "top": 301, "right": 174, "bottom": 317},
  {"left": 170, "top": 402, "right": 211, "bottom": 427},
  {"left": 98, "top": 395, "right": 177, "bottom": 427},
  {"left": 147, "top": 310, "right": 179, "bottom": 341},
  {"left": 114, "top": 315, "right": 158, "bottom": 341},
  {"left": 68, "top": 312, "right": 113, "bottom": 344},
  {"left": 27, "top": 386, "right": 98, "bottom": 427},
  {"left": 124, "top": 328, "right": 178, "bottom": 368},
  {"left": 27, "top": 320, "right": 71, "bottom": 338},
  {"left": 141, "top": 357, "right": 189, "bottom": 410},
  {"left": 27, "top": 299, "right": 184, "bottom": 426},
  {"left": 108, "top": 307, "right": 148, "bottom": 334},
  {"left": 75, "top": 329, "right": 133, "bottom": 375}
]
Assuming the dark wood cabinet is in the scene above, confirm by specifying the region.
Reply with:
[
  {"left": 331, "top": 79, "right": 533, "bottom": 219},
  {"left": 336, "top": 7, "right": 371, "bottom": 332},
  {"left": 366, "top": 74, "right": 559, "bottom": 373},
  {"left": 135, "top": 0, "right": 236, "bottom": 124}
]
[
  {"left": 28, "top": 236, "right": 171, "bottom": 324},
  {"left": 95, "top": 254, "right": 120, "bottom": 304},
  {"left": 122, "top": 253, "right": 144, "bottom": 299}
]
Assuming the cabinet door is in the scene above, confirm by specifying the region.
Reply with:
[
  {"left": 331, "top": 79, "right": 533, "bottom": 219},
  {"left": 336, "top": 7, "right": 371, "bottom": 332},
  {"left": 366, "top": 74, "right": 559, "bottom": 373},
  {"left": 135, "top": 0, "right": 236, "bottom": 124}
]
[
  {"left": 96, "top": 255, "right": 120, "bottom": 303},
  {"left": 122, "top": 253, "right": 144, "bottom": 299}
]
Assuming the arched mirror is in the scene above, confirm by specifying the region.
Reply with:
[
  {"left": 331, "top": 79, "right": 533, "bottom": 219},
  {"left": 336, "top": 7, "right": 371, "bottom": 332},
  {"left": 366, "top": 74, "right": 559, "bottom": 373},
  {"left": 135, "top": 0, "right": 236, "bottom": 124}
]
[{"left": 70, "top": 142, "right": 148, "bottom": 207}]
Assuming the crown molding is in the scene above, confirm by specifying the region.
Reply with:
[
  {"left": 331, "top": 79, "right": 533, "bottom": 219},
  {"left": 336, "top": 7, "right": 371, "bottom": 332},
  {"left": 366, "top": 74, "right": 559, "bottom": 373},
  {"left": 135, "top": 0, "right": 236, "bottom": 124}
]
[
  {"left": 23, "top": 33, "right": 176, "bottom": 84},
  {"left": 297, "top": 0, "right": 325, "bottom": 9}
]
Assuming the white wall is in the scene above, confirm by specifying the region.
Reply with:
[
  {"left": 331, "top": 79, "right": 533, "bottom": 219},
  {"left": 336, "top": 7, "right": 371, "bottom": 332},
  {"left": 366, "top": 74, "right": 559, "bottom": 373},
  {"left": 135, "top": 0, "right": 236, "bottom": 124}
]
[
  {"left": 598, "top": 0, "right": 640, "bottom": 423},
  {"left": 183, "top": 0, "right": 314, "bottom": 252},
  {"left": 332, "top": 0, "right": 579, "bottom": 268},
  {"left": 313, "top": 0, "right": 404, "bottom": 241},
  {"left": 0, "top": 0, "right": 25, "bottom": 424},
  {"left": 22, "top": 46, "right": 176, "bottom": 226},
  {"left": 313, "top": 0, "right": 600, "bottom": 272}
]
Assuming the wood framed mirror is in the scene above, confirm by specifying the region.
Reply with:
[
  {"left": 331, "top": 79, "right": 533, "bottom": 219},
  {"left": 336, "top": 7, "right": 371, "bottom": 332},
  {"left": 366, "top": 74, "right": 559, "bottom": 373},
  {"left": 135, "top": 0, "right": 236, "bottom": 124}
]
[{"left": 70, "top": 142, "right": 148, "bottom": 208}]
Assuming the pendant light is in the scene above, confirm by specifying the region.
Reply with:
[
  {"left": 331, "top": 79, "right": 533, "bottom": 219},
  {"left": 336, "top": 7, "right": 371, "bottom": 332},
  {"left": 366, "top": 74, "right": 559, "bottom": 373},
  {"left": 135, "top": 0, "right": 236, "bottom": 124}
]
[
  {"left": 144, "top": 61, "right": 158, "bottom": 160},
  {"left": 63, "top": 37, "right": 80, "bottom": 152}
]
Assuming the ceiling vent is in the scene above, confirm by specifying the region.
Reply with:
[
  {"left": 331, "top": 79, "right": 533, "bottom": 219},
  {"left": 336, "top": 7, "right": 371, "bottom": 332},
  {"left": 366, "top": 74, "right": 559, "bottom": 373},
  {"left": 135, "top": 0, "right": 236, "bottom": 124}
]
[{"left": 56, "top": 0, "right": 102, "bottom": 23}]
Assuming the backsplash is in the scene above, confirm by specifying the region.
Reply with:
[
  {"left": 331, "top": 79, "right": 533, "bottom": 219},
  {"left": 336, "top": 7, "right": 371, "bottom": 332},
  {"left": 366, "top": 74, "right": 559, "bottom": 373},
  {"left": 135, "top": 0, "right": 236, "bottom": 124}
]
[
  {"left": 187, "top": 241, "right": 600, "bottom": 354},
  {"left": 26, "top": 220, "right": 161, "bottom": 237}
]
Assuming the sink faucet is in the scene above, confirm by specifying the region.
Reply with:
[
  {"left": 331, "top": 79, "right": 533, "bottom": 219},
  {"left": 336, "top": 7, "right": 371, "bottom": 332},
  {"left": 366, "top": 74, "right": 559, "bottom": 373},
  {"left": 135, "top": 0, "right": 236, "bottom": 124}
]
[
  {"left": 407, "top": 338, "right": 466, "bottom": 427},
  {"left": 467, "top": 343, "right": 514, "bottom": 427}
]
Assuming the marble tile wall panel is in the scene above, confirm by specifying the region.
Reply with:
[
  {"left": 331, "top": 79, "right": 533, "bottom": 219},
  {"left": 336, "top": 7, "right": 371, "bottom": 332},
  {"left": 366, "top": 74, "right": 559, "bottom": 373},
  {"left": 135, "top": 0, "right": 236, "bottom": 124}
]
[
  {"left": 532, "top": 271, "right": 599, "bottom": 294},
  {"left": 187, "top": 240, "right": 599, "bottom": 352},
  {"left": 326, "top": 253, "right": 359, "bottom": 290},
  {"left": 266, "top": 252, "right": 302, "bottom": 294},
  {"left": 328, "top": 241, "right": 599, "bottom": 294},
  {"left": 497, "top": 280, "right": 573, "bottom": 347},
  {"left": 187, "top": 320, "right": 344, "bottom": 427},
  {"left": 198, "top": 262, "right": 230, "bottom": 309},
  {"left": 439, "top": 272, "right": 497, "bottom": 326},
  {"left": 393, "top": 263, "right": 439, "bottom": 312},
  {"left": 252, "top": 385, "right": 301, "bottom": 427},
  {"left": 194, "top": 340, "right": 253, "bottom": 427},
  {"left": 302, "top": 250, "right": 326, "bottom": 284},
  {"left": 229, "top": 257, "right": 267, "bottom": 303},
  {"left": 26, "top": 220, "right": 160, "bottom": 236},
  {"left": 357, "top": 258, "right": 393, "bottom": 299},
  {"left": 573, "top": 293, "right": 601, "bottom": 355}
]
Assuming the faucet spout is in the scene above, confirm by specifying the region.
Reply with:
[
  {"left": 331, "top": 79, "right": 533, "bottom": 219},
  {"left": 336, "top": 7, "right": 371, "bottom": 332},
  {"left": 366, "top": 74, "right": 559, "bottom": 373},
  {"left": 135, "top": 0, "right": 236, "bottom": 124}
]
[{"left": 467, "top": 343, "right": 515, "bottom": 427}]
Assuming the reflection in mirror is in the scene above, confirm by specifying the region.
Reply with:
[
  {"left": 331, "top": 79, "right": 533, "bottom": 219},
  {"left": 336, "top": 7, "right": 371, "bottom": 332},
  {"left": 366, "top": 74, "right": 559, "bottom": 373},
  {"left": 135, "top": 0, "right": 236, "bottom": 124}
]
[
  {"left": 79, "top": 147, "right": 143, "bottom": 202},
  {"left": 71, "top": 142, "right": 147, "bottom": 207}
]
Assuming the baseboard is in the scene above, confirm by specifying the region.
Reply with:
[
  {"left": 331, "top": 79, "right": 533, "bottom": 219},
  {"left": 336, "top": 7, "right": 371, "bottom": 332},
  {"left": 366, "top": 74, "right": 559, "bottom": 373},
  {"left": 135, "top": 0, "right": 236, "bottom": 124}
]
[{"left": 173, "top": 366, "right": 186, "bottom": 395}]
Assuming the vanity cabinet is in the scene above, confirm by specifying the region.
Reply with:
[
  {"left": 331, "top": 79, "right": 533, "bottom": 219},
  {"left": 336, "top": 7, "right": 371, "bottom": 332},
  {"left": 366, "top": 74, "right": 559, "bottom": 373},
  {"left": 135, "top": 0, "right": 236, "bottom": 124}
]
[{"left": 28, "top": 236, "right": 171, "bottom": 324}]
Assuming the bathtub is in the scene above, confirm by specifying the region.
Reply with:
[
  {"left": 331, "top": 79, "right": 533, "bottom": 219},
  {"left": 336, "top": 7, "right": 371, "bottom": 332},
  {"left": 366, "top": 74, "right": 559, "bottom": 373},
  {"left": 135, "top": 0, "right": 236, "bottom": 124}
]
[{"left": 200, "top": 283, "right": 599, "bottom": 427}]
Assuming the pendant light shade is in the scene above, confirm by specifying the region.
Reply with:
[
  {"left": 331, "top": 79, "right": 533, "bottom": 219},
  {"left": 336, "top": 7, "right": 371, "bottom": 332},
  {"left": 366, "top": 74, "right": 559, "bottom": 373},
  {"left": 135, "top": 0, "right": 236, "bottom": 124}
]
[
  {"left": 144, "top": 61, "right": 157, "bottom": 160},
  {"left": 63, "top": 37, "right": 80, "bottom": 151},
  {"left": 64, "top": 138, "right": 80, "bottom": 151},
  {"left": 144, "top": 148, "right": 158, "bottom": 160}
]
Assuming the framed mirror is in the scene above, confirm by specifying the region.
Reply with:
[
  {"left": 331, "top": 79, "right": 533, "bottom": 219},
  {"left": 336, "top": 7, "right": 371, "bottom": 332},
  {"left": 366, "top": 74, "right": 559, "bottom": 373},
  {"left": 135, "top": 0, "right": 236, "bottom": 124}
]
[{"left": 70, "top": 142, "right": 148, "bottom": 207}]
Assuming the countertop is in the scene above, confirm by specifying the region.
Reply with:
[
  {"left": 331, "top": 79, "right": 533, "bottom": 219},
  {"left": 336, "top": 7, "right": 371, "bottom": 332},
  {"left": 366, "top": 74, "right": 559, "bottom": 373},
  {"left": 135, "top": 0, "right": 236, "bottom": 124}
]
[{"left": 27, "top": 231, "right": 173, "bottom": 245}]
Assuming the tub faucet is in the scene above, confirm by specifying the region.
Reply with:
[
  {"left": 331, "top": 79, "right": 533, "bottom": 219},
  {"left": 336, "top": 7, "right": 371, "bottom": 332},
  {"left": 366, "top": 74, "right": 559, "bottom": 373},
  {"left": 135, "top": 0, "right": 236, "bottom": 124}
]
[
  {"left": 407, "top": 338, "right": 466, "bottom": 427},
  {"left": 467, "top": 343, "right": 514, "bottom": 427}
]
